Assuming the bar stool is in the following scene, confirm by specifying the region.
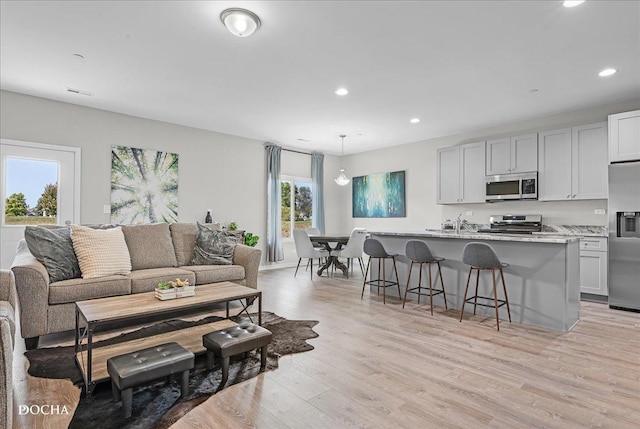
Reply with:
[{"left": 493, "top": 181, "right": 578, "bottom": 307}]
[
  {"left": 459, "top": 242, "right": 512, "bottom": 331},
  {"left": 361, "top": 238, "right": 401, "bottom": 304},
  {"left": 402, "top": 240, "right": 448, "bottom": 315}
]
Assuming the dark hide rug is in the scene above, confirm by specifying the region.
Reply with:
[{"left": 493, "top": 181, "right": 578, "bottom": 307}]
[{"left": 24, "top": 312, "right": 319, "bottom": 429}]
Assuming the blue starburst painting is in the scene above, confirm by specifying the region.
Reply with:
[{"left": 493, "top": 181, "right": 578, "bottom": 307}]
[{"left": 352, "top": 171, "right": 406, "bottom": 218}]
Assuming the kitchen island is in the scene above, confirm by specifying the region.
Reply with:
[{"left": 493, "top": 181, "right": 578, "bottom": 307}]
[{"left": 368, "top": 230, "right": 581, "bottom": 332}]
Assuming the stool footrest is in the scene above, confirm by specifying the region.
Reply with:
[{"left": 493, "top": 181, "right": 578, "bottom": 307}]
[
  {"left": 464, "top": 295, "right": 507, "bottom": 308},
  {"left": 365, "top": 279, "right": 398, "bottom": 288},
  {"left": 406, "top": 287, "right": 445, "bottom": 297}
]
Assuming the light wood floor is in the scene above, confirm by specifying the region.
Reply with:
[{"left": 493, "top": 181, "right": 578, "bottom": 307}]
[{"left": 12, "top": 267, "right": 640, "bottom": 428}]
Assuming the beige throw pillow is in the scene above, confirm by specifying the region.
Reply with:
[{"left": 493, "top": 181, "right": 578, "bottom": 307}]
[{"left": 71, "top": 225, "right": 132, "bottom": 279}]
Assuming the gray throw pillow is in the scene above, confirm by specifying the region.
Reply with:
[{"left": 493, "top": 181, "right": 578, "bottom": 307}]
[
  {"left": 190, "top": 222, "right": 239, "bottom": 265},
  {"left": 24, "top": 226, "right": 82, "bottom": 283}
]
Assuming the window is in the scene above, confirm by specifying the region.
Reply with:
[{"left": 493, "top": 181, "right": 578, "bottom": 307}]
[
  {"left": 281, "top": 176, "right": 313, "bottom": 239},
  {"left": 3, "top": 157, "right": 58, "bottom": 226}
]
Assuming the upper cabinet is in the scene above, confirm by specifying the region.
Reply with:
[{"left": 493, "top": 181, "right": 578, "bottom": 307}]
[
  {"left": 539, "top": 122, "right": 608, "bottom": 201},
  {"left": 437, "top": 141, "right": 486, "bottom": 204},
  {"left": 485, "top": 133, "right": 538, "bottom": 175},
  {"left": 609, "top": 110, "right": 640, "bottom": 163}
]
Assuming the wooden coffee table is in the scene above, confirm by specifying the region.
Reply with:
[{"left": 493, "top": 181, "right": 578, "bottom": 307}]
[{"left": 74, "top": 281, "right": 261, "bottom": 394}]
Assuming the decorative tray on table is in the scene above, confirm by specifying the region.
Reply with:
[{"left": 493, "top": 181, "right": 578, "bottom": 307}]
[{"left": 154, "top": 279, "right": 195, "bottom": 300}]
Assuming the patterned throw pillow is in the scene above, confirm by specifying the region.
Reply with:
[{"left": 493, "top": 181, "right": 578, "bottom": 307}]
[
  {"left": 70, "top": 225, "right": 132, "bottom": 278},
  {"left": 24, "top": 226, "right": 82, "bottom": 283},
  {"left": 190, "top": 222, "right": 239, "bottom": 265}
]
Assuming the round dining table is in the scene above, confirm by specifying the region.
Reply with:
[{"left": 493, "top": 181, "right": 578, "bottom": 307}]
[{"left": 308, "top": 234, "right": 350, "bottom": 277}]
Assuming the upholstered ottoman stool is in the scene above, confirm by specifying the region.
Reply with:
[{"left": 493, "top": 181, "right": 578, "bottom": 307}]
[
  {"left": 107, "top": 342, "right": 194, "bottom": 418},
  {"left": 202, "top": 322, "right": 272, "bottom": 392}
]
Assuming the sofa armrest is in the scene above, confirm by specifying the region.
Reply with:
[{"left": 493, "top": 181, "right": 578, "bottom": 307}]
[
  {"left": 233, "top": 244, "right": 262, "bottom": 290},
  {"left": 0, "top": 270, "right": 17, "bottom": 311},
  {"left": 10, "top": 240, "right": 50, "bottom": 339}
]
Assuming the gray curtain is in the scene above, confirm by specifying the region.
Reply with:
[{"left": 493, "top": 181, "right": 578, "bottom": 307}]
[
  {"left": 311, "top": 152, "right": 325, "bottom": 234},
  {"left": 265, "top": 144, "right": 284, "bottom": 262}
]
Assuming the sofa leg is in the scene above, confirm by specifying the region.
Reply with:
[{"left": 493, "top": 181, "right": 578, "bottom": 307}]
[{"left": 25, "top": 336, "right": 39, "bottom": 350}]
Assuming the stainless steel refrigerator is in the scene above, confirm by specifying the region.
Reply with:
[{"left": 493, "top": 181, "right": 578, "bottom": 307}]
[{"left": 608, "top": 161, "right": 640, "bottom": 311}]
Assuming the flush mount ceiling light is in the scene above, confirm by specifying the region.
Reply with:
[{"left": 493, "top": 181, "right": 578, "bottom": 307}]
[
  {"left": 598, "top": 68, "right": 617, "bottom": 77},
  {"left": 334, "top": 134, "right": 350, "bottom": 186},
  {"left": 410, "top": 118, "right": 421, "bottom": 124},
  {"left": 335, "top": 88, "right": 349, "bottom": 96},
  {"left": 220, "top": 8, "right": 261, "bottom": 37},
  {"left": 563, "top": 0, "right": 585, "bottom": 7}
]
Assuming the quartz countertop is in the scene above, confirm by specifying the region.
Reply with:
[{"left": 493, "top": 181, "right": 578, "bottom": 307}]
[
  {"left": 538, "top": 225, "right": 607, "bottom": 237},
  {"left": 370, "top": 230, "right": 581, "bottom": 244}
]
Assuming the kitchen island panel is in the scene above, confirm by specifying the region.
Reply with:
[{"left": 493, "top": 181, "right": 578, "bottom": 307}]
[{"left": 369, "top": 232, "right": 580, "bottom": 332}]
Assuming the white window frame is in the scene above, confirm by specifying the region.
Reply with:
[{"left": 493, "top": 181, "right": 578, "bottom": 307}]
[
  {"left": 1, "top": 138, "right": 81, "bottom": 227},
  {"left": 281, "top": 174, "right": 313, "bottom": 242}
]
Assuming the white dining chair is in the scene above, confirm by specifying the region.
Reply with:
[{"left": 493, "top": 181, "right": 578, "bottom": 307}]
[
  {"left": 331, "top": 228, "right": 367, "bottom": 278},
  {"left": 293, "top": 229, "right": 330, "bottom": 280},
  {"left": 304, "top": 227, "right": 325, "bottom": 270}
]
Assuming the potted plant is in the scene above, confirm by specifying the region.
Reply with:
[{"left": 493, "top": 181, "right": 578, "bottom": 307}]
[
  {"left": 155, "top": 278, "right": 194, "bottom": 300},
  {"left": 244, "top": 232, "right": 259, "bottom": 247}
]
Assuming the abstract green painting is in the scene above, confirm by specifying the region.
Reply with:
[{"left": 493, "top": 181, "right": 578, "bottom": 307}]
[{"left": 352, "top": 170, "right": 406, "bottom": 218}]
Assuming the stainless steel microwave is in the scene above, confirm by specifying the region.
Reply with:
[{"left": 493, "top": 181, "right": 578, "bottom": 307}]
[{"left": 485, "top": 172, "right": 538, "bottom": 202}]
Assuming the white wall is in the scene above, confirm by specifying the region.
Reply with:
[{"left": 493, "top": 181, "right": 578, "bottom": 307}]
[
  {"left": 0, "top": 90, "right": 343, "bottom": 266},
  {"left": 343, "top": 97, "right": 640, "bottom": 231},
  {"left": 3, "top": 90, "right": 638, "bottom": 267}
]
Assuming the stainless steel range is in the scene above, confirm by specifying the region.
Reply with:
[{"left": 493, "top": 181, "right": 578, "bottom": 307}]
[{"left": 478, "top": 214, "right": 543, "bottom": 234}]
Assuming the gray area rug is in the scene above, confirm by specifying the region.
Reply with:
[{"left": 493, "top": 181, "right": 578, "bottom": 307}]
[{"left": 24, "top": 312, "right": 319, "bottom": 429}]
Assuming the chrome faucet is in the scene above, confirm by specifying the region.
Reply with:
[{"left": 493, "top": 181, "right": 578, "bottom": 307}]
[{"left": 455, "top": 213, "right": 463, "bottom": 234}]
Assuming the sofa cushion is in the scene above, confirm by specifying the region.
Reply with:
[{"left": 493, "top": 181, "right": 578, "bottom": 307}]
[
  {"left": 122, "top": 224, "right": 178, "bottom": 270},
  {"left": 170, "top": 223, "right": 221, "bottom": 266},
  {"left": 191, "top": 223, "right": 239, "bottom": 266},
  {"left": 127, "top": 268, "right": 196, "bottom": 294},
  {"left": 180, "top": 265, "right": 245, "bottom": 285},
  {"left": 24, "top": 226, "right": 81, "bottom": 283},
  {"left": 48, "top": 275, "right": 131, "bottom": 305},
  {"left": 71, "top": 225, "right": 132, "bottom": 279}
]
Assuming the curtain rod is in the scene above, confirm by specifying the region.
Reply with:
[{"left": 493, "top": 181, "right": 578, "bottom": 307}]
[{"left": 282, "top": 148, "right": 314, "bottom": 156}]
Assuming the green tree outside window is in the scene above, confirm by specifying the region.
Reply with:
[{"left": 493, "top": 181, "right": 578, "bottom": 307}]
[{"left": 5, "top": 192, "right": 28, "bottom": 217}]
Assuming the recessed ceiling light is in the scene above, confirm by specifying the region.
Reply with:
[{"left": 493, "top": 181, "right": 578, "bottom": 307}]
[
  {"left": 563, "top": 1, "right": 585, "bottom": 7},
  {"left": 598, "top": 68, "right": 617, "bottom": 77},
  {"left": 410, "top": 118, "right": 421, "bottom": 124},
  {"left": 335, "top": 88, "right": 349, "bottom": 96}
]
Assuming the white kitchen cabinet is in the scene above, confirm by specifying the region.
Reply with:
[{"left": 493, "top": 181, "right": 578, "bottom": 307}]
[
  {"left": 539, "top": 122, "right": 607, "bottom": 201},
  {"left": 436, "top": 146, "right": 460, "bottom": 204},
  {"left": 579, "top": 237, "right": 608, "bottom": 296},
  {"left": 609, "top": 110, "right": 640, "bottom": 163},
  {"left": 486, "top": 133, "right": 538, "bottom": 175},
  {"left": 437, "top": 141, "right": 486, "bottom": 204},
  {"left": 572, "top": 123, "right": 608, "bottom": 199},
  {"left": 538, "top": 128, "right": 572, "bottom": 201}
]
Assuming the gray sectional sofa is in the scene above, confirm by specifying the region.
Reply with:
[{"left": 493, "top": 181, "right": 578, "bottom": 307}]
[
  {"left": 11, "top": 222, "right": 261, "bottom": 349},
  {"left": 1, "top": 270, "right": 17, "bottom": 429}
]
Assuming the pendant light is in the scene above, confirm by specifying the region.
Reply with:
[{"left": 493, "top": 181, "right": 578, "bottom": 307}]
[{"left": 334, "top": 134, "right": 350, "bottom": 186}]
